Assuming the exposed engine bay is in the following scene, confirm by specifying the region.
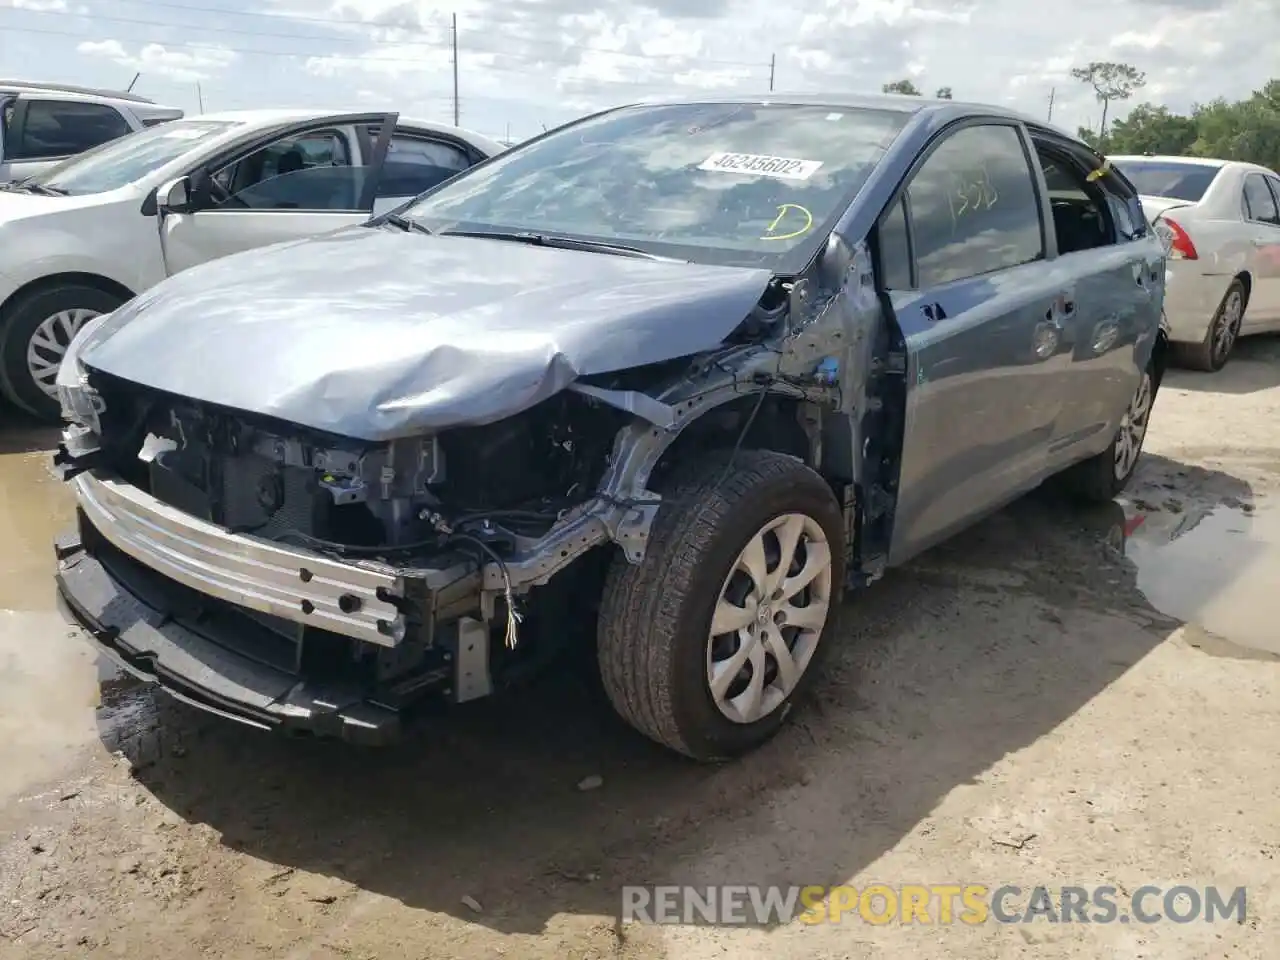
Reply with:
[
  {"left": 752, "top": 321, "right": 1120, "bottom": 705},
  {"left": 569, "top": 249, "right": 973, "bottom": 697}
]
[{"left": 64, "top": 371, "right": 629, "bottom": 561}]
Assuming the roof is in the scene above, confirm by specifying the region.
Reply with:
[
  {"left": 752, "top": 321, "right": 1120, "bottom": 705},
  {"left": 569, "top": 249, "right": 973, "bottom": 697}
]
[
  {"left": 1109, "top": 154, "right": 1230, "bottom": 167},
  {"left": 0, "top": 79, "right": 157, "bottom": 104},
  {"left": 627, "top": 90, "right": 1059, "bottom": 131}
]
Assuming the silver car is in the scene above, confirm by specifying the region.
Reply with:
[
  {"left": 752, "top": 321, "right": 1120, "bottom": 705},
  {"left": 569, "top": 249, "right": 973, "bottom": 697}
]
[{"left": 1111, "top": 155, "right": 1280, "bottom": 371}]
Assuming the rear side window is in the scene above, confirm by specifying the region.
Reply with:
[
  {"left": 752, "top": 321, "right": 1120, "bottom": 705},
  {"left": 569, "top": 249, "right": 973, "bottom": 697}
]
[
  {"left": 907, "top": 124, "right": 1044, "bottom": 287},
  {"left": 1110, "top": 160, "right": 1220, "bottom": 202},
  {"left": 1243, "top": 173, "right": 1280, "bottom": 225},
  {"left": 376, "top": 135, "right": 473, "bottom": 198},
  {"left": 8, "top": 100, "right": 131, "bottom": 160}
]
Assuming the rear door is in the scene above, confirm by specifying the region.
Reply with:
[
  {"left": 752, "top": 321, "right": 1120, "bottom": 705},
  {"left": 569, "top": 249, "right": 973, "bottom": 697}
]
[
  {"left": 159, "top": 112, "right": 397, "bottom": 276},
  {"left": 882, "top": 119, "right": 1066, "bottom": 563},
  {"left": 1242, "top": 172, "right": 1280, "bottom": 325},
  {"left": 1026, "top": 133, "right": 1163, "bottom": 463}
]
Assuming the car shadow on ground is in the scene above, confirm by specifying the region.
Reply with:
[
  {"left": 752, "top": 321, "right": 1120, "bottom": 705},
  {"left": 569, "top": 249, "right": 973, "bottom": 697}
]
[
  {"left": 101, "top": 454, "right": 1252, "bottom": 936},
  {"left": 1166, "top": 334, "right": 1280, "bottom": 396},
  {"left": 0, "top": 405, "right": 59, "bottom": 455}
]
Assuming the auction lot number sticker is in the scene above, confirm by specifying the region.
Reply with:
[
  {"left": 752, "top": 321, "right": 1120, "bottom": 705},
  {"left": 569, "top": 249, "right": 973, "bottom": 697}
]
[{"left": 698, "top": 152, "right": 824, "bottom": 180}]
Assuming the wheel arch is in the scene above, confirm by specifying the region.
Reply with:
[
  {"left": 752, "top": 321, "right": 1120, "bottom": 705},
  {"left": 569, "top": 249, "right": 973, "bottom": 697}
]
[
  {"left": 0, "top": 272, "right": 136, "bottom": 322},
  {"left": 1234, "top": 270, "right": 1252, "bottom": 310},
  {"left": 646, "top": 390, "right": 816, "bottom": 486}
]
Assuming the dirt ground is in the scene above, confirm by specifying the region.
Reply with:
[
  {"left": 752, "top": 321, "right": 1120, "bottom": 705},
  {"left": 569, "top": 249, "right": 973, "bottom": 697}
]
[{"left": 2, "top": 338, "right": 1279, "bottom": 960}]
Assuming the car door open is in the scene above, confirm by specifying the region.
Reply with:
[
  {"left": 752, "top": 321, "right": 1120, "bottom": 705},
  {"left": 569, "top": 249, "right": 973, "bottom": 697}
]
[{"left": 156, "top": 111, "right": 397, "bottom": 277}]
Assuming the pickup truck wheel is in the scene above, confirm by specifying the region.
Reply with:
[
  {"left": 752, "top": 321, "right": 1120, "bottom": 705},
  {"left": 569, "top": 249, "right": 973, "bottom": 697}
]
[
  {"left": 0, "top": 284, "right": 125, "bottom": 421},
  {"left": 1060, "top": 365, "right": 1155, "bottom": 503},
  {"left": 1172, "top": 279, "right": 1245, "bottom": 372},
  {"left": 597, "top": 449, "right": 846, "bottom": 761}
]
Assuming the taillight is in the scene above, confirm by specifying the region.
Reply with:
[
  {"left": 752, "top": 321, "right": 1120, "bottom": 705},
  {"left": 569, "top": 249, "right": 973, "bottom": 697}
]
[{"left": 1153, "top": 216, "right": 1198, "bottom": 260}]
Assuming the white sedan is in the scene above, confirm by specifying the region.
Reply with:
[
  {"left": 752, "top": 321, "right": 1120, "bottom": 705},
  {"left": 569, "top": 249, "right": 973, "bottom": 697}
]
[
  {"left": 0, "top": 109, "right": 502, "bottom": 418},
  {"left": 1110, "top": 155, "right": 1280, "bottom": 371}
]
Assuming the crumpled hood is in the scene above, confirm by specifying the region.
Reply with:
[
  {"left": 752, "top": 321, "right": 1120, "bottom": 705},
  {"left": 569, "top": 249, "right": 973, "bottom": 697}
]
[{"left": 79, "top": 226, "right": 775, "bottom": 441}]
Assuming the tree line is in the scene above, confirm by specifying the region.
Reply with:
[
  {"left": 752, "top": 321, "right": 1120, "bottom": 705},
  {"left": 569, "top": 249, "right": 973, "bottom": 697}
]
[{"left": 880, "top": 63, "right": 1280, "bottom": 171}]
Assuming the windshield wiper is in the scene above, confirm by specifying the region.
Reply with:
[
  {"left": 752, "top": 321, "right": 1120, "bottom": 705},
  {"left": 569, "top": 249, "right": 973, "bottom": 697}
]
[
  {"left": 2, "top": 180, "right": 67, "bottom": 196},
  {"left": 440, "top": 229, "right": 678, "bottom": 261},
  {"left": 372, "top": 212, "right": 433, "bottom": 235}
]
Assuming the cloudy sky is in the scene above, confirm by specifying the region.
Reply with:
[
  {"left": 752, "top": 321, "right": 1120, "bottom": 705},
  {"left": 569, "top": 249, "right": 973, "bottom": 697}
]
[{"left": 1, "top": 0, "right": 1277, "bottom": 143}]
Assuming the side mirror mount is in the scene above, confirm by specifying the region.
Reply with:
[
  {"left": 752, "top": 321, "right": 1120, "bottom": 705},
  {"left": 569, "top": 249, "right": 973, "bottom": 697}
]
[{"left": 157, "top": 175, "right": 192, "bottom": 214}]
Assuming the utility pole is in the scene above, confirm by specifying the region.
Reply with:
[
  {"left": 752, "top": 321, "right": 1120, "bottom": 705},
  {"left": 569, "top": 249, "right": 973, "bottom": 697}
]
[
  {"left": 768, "top": 53, "right": 776, "bottom": 92},
  {"left": 1047, "top": 86, "right": 1055, "bottom": 122},
  {"left": 451, "top": 13, "right": 460, "bottom": 126}
]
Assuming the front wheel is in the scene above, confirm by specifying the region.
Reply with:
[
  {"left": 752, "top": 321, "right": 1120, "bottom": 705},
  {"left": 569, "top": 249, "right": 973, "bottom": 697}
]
[
  {"left": 596, "top": 449, "right": 846, "bottom": 761},
  {"left": 1059, "top": 366, "right": 1155, "bottom": 503},
  {"left": 0, "top": 283, "right": 126, "bottom": 420}
]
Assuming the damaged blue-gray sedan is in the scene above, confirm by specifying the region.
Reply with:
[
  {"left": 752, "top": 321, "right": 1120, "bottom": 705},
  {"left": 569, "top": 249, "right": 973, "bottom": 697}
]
[{"left": 51, "top": 94, "right": 1169, "bottom": 761}]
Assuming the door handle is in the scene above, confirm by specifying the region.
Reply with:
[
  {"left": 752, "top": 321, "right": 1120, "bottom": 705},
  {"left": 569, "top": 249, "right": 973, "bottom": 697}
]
[{"left": 922, "top": 302, "right": 948, "bottom": 322}]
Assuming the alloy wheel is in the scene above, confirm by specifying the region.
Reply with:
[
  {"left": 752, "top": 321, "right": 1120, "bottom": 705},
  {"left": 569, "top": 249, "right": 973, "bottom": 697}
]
[
  {"left": 26, "top": 307, "right": 101, "bottom": 399},
  {"left": 1114, "top": 371, "right": 1153, "bottom": 480},
  {"left": 1211, "top": 290, "right": 1243, "bottom": 366},
  {"left": 706, "top": 513, "right": 833, "bottom": 724}
]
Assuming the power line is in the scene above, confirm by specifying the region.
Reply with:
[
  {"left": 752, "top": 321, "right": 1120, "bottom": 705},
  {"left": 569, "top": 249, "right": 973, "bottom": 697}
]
[
  {"left": 0, "top": 17, "right": 769, "bottom": 88},
  {"left": 92, "top": 1, "right": 769, "bottom": 69}
]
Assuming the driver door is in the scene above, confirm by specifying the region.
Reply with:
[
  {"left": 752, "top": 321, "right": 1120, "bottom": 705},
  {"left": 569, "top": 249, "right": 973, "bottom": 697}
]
[{"left": 159, "top": 112, "right": 396, "bottom": 276}]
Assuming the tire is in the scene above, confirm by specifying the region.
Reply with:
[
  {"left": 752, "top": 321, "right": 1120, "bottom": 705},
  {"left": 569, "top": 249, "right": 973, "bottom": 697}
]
[
  {"left": 1059, "top": 363, "right": 1157, "bottom": 503},
  {"left": 1171, "top": 278, "right": 1246, "bottom": 372},
  {"left": 597, "top": 449, "right": 846, "bottom": 761},
  {"left": 0, "top": 283, "right": 126, "bottom": 421}
]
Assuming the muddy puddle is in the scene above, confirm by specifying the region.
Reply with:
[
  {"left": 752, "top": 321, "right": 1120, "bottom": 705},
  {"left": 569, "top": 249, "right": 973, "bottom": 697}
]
[
  {"left": 1121, "top": 494, "right": 1280, "bottom": 660},
  {"left": 0, "top": 433, "right": 149, "bottom": 804}
]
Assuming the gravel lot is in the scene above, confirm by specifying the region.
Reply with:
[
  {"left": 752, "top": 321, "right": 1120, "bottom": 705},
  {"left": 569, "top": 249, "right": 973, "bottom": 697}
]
[{"left": 1, "top": 337, "right": 1278, "bottom": 960}]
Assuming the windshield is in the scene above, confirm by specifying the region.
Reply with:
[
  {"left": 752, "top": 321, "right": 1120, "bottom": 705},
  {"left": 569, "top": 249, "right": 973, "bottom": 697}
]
[
  {"left": 400, "top": 102, "right": 909, "bottom": 269},
  {"left": 30, "top": 120, "right": 239, "bottom": 195},
  {"left": 1111, "top": 160, "right": 1222, "bottom": 202}
]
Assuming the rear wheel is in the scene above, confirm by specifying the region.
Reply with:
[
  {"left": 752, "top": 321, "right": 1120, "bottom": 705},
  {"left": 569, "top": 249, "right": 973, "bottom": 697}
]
[
  {"left": 596, "top": 449, "right": 846, "bottom": 761},
  {"left": 1172, "top": 278, "right": 1245, "bottom": 372},
  {"left": 1059, "top": 365, "right": 1155, "bottom": 503},
  {"left": 0, "top": 283, "right": 126, "bottom": 420}
]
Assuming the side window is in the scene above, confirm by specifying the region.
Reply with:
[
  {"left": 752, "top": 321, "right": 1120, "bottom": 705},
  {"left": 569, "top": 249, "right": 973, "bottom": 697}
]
[
  {"left": 907, "top": 124, "right": 1044, "bottom": 288},
  {"left": 1035, "top": 148, "right": 1121, "bottom": 254},
  {"left": 11, "top": 100, "right": 130, "bottom": 159},
  {"left": 1267, "top": 177, "right": 1280, "bottom": 218},
  {"left": 1243, "top": 174, "right": 1279, "bottom": 226},
  {"left": 876, "top": 195, "right": 912, "bottom": 290},
  {"left": 376, "top": 134, "right": 474, "bottom": 198},
  {"left": 209, "top": 129, "right": 366, "bottom": 212}
]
